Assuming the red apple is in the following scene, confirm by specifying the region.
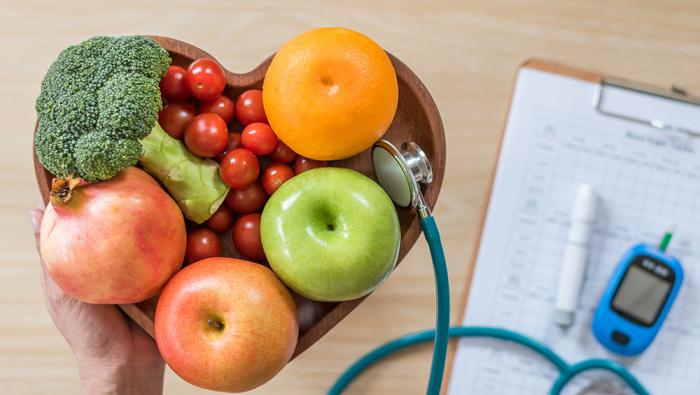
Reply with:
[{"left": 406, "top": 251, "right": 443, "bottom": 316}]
[{"left": 154, "top": 257, "right": 298, "bottom": 392}]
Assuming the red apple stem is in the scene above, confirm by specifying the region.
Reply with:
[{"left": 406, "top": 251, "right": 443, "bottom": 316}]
[{"left": 207, "top": 318, "right": 224, "bottom": 330}]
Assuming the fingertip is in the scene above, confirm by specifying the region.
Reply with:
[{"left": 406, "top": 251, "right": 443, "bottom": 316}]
[{"left": 28, "top": 209, "right": 43, "bottom": 234}]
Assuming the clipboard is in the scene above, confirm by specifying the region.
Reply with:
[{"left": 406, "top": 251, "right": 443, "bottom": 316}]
[{"left": 443, "top": 59, "right": 700, "bottom": 394}]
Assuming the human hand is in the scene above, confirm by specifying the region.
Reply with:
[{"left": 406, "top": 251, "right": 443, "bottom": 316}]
[{"left": 29, "top": 207, "right": 165, "bottom": 395}]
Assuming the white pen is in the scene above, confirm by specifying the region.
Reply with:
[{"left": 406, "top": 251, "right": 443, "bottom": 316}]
[{"left": 554, "top": 184, "right": 597, "bottom": 327}]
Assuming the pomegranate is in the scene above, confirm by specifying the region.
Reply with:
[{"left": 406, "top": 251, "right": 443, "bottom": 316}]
[{"left": 40, "top": 167, "right": 187, "bottom": 304}]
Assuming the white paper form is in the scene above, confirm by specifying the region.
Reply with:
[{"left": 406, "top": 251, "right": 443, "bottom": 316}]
[{"left": 448, "top": 68, "right": 700, "bottom": 395}]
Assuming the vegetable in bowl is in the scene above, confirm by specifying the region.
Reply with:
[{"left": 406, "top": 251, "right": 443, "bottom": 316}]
[
  {"left": 34, "top": 35, "right": 229, "bottom": 223},
  {"left": 35, "top": 35, "right": 168, "bottom": 181}
]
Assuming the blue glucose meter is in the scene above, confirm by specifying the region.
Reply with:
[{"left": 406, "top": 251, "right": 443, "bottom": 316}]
[{"left": 592, "top": 239, "right": 683, "bottom": 356}]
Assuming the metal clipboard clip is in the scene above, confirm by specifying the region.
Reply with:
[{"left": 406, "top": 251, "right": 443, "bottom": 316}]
[{"left": 594, "top": 76, "right": 700, "bottom": 137}]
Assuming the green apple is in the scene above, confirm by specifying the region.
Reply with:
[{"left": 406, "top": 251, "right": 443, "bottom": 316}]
[{"left": 261, "top": 167, "right": 401, "bottom": 302}]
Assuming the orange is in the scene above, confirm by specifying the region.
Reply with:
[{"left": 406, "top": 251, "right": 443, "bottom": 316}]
[{"left": 262, "top": 27, "right": 399, "bottom": 161}]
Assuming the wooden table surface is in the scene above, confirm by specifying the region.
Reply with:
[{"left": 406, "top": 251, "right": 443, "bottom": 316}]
[{"left": 2, "top": 1, "right": 699, "bottom": 394}]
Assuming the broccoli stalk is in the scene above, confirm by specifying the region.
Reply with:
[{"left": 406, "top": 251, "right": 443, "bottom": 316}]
[
  {"left": 35, "top": 35, "right": 229, "bottom": 223},
  {"left": 139, "top": 123, "right": 229, "bottom": 223}
]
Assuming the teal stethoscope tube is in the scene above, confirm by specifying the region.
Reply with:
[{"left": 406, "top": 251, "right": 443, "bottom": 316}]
[
  {"left": 328, "top": 215, "right": 650, "bottom": 395},
  {"left": 422, "top": 215, "right": 450, "bottom": 394}
]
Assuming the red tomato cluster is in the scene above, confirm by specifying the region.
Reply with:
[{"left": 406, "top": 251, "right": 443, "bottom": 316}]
[{"left": 158, "top": 60, "right": 328, "bottom": 264}]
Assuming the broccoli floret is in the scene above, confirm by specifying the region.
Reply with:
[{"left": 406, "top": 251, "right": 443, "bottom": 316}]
[
  {"left": 100, "top": 35, "right": 172, "bottom": 80},
  {"left": 35, "top": 36, "right": 114, "bottom": 135},
  {"left": 35, "top": 35, "right": 169, "bottom": 181},
  {"left": 74, "top": 132, "right": 143, "bottom": 181},
  {"left": 34, "top": 122, "right": 78, "bottom": 177},
  {"left": 97, "top": 73, "right": 162, "bottom": 140}
]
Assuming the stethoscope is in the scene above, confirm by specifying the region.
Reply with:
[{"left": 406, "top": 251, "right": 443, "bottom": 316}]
[{"left": 328, "top": 140, "right": 650, "bottom": 395}]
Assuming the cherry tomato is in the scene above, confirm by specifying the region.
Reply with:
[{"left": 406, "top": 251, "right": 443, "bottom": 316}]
[
  {"left": 294, "top": 156, "right": 328, "bottom": 174},
  {"left": 215, "top": 132, "right": 243, "bottom": 162},
  {"left": 205, "top": 205, "right": 234, "bottom": 233},
  {"left": 160, "top": 65, "right": 191, "bottom": 101},
  {"left": 199, "top": 95, "right": 235, "bottom": 124},
  {"left": 262, "top": 163, "right": 294, "bottom": 195},
  {"left": 224, "top": 182, "right": 267, "bottom": 214},
  {"left": 241, "top": 123, "right": 278, "bottom": 155},
  {"left": 187, "top": 58, "right": 226, "bottom": 101},
  {"left": 219, "top": 148, "right": 260, "bottom": 189},
  {"left": 184, "top": 113, "right": 228, "bottom": 158},
  {"left": 232, "top": 214, "right": 265, "bottom": 260},
  {"left": 269, "top": 140, "right": 298, "bottom": 163},
  {"left": 235, "top": 89, "right": 267, "bottom": 126},
  {"left": 186, "top": 228, "right": 221, "bottom": 264},
  {"left": 158, "top": 102, "right": 196, "bottom": 139}
]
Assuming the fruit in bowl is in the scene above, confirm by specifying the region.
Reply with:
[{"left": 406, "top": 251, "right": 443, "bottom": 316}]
[
  {"left": 261, "top": 167, "right": 401, "bottom": 301},
  {"left": 263, "top": 27, "right": 399, "bottom": 161},
  {"left": 154, "top": 257, "right": 298, "bottom": 393},
  {"left": 40, "top": 167, "right": 186, "bottom": 304}
]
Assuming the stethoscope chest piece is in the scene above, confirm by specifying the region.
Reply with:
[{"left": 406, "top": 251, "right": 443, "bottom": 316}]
[{"left": 371, "top": 139, "right": 433, "bottom": 210}]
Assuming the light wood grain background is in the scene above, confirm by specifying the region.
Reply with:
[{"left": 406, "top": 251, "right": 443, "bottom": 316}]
[{"left": 1, "top": 1, "right": 699, "bottom": 394}]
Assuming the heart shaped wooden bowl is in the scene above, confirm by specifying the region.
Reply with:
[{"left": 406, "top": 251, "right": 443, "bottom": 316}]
[{"left": 33, "top": 36, "right": 445, "bottom": 358}]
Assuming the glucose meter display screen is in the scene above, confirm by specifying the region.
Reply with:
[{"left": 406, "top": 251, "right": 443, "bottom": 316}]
[{"left": 611, "top": 264, "right": 672, "bottom": 326}]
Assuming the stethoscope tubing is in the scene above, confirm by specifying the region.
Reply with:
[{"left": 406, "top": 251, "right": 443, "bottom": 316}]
[
  {"left": 328, "top": 215, "right": 650, "bottom": 395},
  {"left": 328, "top": 326, "right": 649, "bottom": 395},
  {"left": 420, "top": 215, "right": 450, "bottom": 395}
]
